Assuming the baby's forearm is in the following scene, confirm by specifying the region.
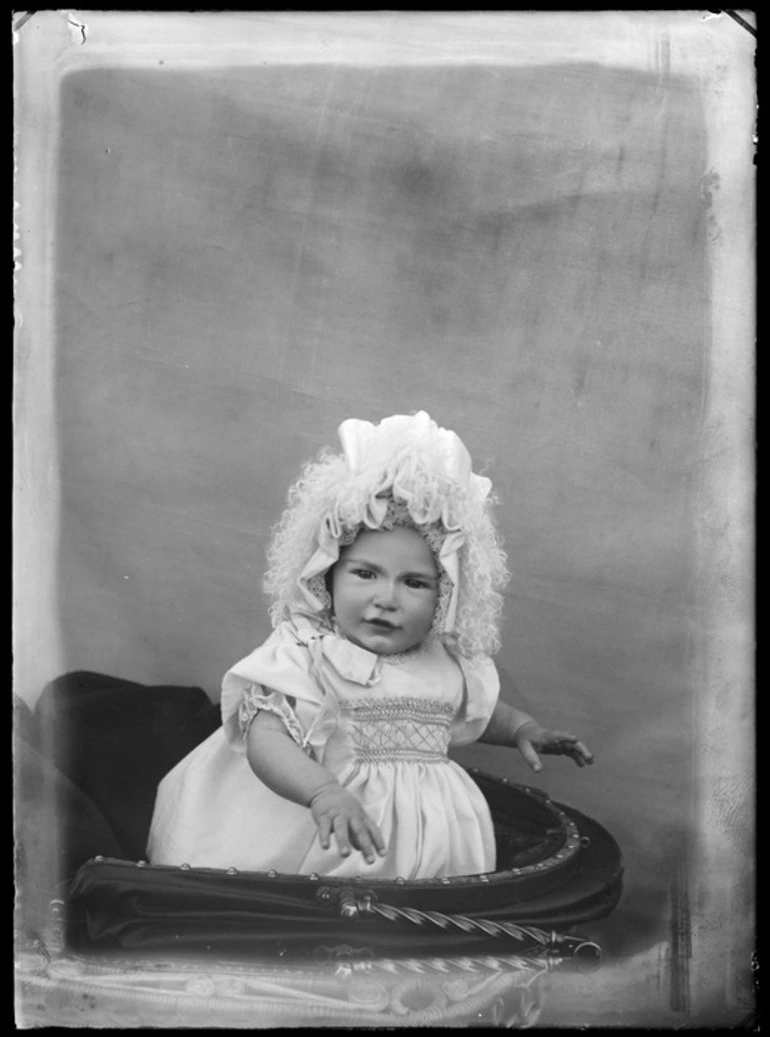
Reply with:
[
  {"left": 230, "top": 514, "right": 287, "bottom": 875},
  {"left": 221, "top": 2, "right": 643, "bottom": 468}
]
[
  {"left": 478, "top": 700, "right": 536, "bottom": 747},
  {"left": 246, "top": 711, "right": 337, "bottom": 807},
  {"left": 477, "top": 666, "right": 537, "bottom": 747}
]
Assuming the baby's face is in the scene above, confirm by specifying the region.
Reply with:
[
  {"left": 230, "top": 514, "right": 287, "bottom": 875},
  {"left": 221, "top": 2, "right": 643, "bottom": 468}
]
[{"left": 331, "top": 526, "right": 439, "bottom": 655}]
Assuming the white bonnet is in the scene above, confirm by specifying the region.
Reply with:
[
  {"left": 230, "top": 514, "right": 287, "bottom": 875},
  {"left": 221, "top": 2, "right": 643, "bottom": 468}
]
[{"left": 294, "top": 411, "right": 492, "bottom": 635}]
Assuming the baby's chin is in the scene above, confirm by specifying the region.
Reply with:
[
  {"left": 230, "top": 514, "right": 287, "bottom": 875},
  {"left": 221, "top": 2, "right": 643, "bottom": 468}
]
[
  {"left": 344, "top": 628, "right": 425, "bottom": 656},
  {"left": 373, "top": 640, "right": 423, "bottom": 656}
]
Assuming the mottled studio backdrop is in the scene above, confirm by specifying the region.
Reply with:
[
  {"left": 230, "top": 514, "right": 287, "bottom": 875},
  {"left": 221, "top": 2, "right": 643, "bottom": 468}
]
[{"left": 16, "top": 11, "right": 754, "bottom": 1028}]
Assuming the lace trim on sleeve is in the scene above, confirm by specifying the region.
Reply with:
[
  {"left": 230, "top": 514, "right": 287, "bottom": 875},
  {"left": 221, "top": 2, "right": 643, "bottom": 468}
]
[{"left": 237, "top": 684, "right": 305, "bottom": 749}]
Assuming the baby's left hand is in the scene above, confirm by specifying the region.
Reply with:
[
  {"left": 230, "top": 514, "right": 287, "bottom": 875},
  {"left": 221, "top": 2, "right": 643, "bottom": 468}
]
[{"left": 513, "top": 721, "right": 594, "bottom": 773}]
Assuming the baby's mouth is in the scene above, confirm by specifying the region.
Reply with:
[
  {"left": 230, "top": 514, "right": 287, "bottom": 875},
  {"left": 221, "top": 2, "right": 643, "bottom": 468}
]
[{"left": 365, "top": 617, "right": 399, "bottom": 631}]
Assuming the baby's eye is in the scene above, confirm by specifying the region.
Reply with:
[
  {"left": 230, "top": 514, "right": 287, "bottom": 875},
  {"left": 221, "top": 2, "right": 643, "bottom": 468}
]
[
  {"left": 352, "top": 568, "right": 376, "bottom": 580},
  {"left": 405, "top": 577, "right": 431, "bottom": 590}
]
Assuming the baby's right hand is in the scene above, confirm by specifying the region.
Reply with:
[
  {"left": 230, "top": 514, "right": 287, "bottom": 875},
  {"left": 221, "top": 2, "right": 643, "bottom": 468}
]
[{"left": 309, "top": 783, "right": 387, "bottom": 865}]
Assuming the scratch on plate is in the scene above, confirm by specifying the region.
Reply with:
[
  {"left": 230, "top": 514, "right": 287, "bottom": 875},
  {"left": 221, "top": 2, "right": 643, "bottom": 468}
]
[
  {"left": 669, "top": 856, "right": 692, "bottom": 1015},
  {"left": 64, "top": 11, "right": 89, "bottom": 45},
  {"left": 13, "top": 12, "right": 36, "bottom": 33}
]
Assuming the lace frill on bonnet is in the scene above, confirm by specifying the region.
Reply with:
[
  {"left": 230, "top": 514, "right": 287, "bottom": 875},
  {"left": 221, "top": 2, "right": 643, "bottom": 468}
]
[
  {"left": 296, "top": 412, "right": 492, "bottom": 639},
  {"left": 304, "top": 498, "right": 453, "bottom": 637}
]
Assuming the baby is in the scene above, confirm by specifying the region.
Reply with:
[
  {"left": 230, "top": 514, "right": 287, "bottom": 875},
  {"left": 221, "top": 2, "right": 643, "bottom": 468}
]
[{"left": 147, "top": 412, "right": 592, "bottom": 878}]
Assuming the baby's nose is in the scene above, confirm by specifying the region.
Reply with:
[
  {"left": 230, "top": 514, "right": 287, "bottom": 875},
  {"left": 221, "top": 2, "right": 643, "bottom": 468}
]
[{"left": 372, "top": 583, "right": 398, "bottom": 608}]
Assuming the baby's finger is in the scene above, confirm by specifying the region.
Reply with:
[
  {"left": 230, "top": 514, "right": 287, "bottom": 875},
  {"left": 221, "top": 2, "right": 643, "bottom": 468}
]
[
  {"left": 317, "top": 815, "right": 333, "bottom": 851},
  {"left": 563, "top": 744, "right": 591, "bottom": 766},
  {"left": 368, "top": 819, "right": 387, "bottom": 857},
  {"left": 348, "top": 816, "right": 377, "bottom": 864},
  {"left": 332, "top": 815, "right": 353, "bottom": 858},
  {"left": 518, "top": 738, "right": 543, "bottom": 773},
  {"left": 543, "top": 731, "right": 583, "bottom": 752},
  {"left": 572, "top": 741, "right": 594, "bottom": 764}
]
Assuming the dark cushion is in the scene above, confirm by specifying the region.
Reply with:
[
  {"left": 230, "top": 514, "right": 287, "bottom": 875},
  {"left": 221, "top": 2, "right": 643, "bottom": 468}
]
[
  {"left": 33, "top": 672, "right": 220, "bottom": 862},
  {"left": 15, "top": 696, "right": 124, "bottom": 939}
]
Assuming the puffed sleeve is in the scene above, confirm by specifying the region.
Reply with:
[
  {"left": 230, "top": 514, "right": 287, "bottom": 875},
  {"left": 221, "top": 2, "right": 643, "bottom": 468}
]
[
  {"left": 449, "top": 654, "right": 502, "bottom": 747},
  {"left": 220, "top": 621, "right": 337, "bottom": 760}
]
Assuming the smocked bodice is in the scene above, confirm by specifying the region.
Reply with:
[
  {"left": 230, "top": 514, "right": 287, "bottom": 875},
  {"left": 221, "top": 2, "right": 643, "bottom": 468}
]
[{"left": 338, "top": 696, "right": 455, "bottom": 764}]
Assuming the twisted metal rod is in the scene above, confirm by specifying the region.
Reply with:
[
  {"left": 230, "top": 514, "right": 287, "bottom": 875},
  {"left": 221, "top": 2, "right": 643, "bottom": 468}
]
[
  {"left": 336, "top": 891, "right": 600, "bottom": 964},
  {"left": 353, "top": 953, "right": 555, "bottom": 976},
  {"left": 364, "top": 900, "right": 553, "bottom": 947}
]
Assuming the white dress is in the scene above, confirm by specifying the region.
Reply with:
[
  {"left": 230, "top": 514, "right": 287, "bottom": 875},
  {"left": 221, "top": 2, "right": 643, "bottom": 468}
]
[{"left": 147, "top": 615, "right": 501, "bottom": 879}]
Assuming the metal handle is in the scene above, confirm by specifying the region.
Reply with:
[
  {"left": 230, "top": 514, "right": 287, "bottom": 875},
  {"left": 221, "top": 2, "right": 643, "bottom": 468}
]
[{"left": 321, "top": 887, "right": 601, "bottom": 967}]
